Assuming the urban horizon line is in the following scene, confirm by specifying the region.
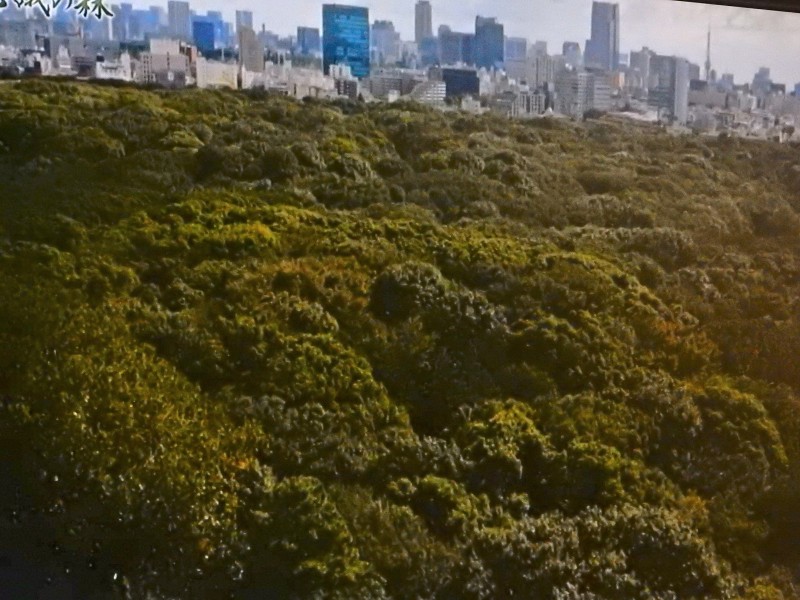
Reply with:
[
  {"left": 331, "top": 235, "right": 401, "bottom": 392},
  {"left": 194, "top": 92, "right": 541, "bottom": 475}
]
[{"left": 1, "top": 0, "right": 797, "bottom": 88}]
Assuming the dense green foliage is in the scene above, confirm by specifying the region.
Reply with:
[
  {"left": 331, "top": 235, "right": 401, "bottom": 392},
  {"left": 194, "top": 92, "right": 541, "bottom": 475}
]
[{"left": 2, "top": 80, "right": 800, "bottom": 598}]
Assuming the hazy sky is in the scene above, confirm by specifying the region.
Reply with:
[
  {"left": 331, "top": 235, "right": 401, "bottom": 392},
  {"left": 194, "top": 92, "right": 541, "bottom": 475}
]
[{"left": 128, "top": 0, "right": 800, "bottom": 85}]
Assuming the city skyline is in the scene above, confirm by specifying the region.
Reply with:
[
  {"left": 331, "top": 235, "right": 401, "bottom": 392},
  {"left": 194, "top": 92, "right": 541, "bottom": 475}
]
[{"left": 110, "top": 0, "right": 800, "bottom": 85}]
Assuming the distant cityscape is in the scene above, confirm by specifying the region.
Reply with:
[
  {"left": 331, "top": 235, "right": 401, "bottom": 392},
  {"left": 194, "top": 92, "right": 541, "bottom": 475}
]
[{"left": 0, "top": 1, "right": 799, "bottom": 139}]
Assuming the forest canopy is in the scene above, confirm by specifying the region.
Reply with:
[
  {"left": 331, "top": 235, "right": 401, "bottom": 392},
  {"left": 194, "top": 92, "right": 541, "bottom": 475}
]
[{"left": 2, "top": 80, "right": 800, "bottom": 598}]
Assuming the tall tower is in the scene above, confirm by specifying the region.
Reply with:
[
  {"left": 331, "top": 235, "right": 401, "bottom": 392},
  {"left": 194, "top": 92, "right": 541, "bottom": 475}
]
[
  {"left": 585, "top": 2, "right": 619, "bottom": 71},
  {"left": 415, "top": 1, "right": 433, "bottom": 44},
  {"left": 704, "top": 26, "right": 712, "bottom": 82},
  {"left": 167, "top": 1, "right": 191, "bottom": 42},
  {"left": 475, "top": 16, "right": 504, "bottom": 69},
  {"left": 322, "top": 4, "right": 370, "bottom": 79}
]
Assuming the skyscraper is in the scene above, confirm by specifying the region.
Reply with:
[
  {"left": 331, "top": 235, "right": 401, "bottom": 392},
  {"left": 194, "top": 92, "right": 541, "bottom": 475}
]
[
  {"left": 150, "top": 5, "right": 168, "bottom": 29},
  {"left": 111, "top": 3, "right": 133, "bottom": 41},
  {"left": 371, "top": 20, "right": 400, "bottom": 65},
  {"left": 648, "top": 55, "right": 689, "bottom": 124},
  {"left": 752, "top": 67, "right": 772, "bottom": 95},
  {"left": 297, "top": 27, "right": 321, "bottom": 55},
  {"left": 167, "top": 0, "right": 192, "bottom": 42},
  {"left": 167, "top": 0, "right": 191, "bottom": 41},
  {"left": 235, "top": 10, "right": 253, "bottom": 34},
  {"left": 323, "top": 4, "right": 370, "bottom": 79},
  {"left": 193, "top": 19, "right": 215, "bottom": 56},
  {"left": 531, "top": 41, "right": 548, "bottom": 57},
  {"left": 629, "top": 47, "right": 652, "bottom": 90},
  {"left": 238, "top": 26, "right": 264, "bottom": 73},
  {"left": 563, "top": 42, "right": 582, "bottom": 68},
  {"left": 206, "top": 11, "right": 225, "bottom": 48},
  {"left": 474, "top": 16, "right": 503, "bottom": 69},
  {"left": 585, "top": 2, "right": 619, "bottom": 71},
  {"left": 418, "top": 36, "right": 439, "bottom": 67},
  {"left": 439, "top": 29, "right": 474, "bottom": 65},
  {"left": 719, "top": 73, "right": 735, "bottom": 91},
  {"left": 505, "top": 37, "right": 527, "bottom": 61},
  {"left": 415, "top": 1, "right": 432, "bottom": 44}
]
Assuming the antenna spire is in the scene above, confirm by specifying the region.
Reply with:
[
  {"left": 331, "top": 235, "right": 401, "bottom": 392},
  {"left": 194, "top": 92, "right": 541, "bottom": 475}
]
[{"left": 705, "top": 25, "right": 712, "bottom": 82}]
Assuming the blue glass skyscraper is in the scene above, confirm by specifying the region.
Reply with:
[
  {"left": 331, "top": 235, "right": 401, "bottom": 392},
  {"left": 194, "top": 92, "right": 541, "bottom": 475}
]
[
  {"left": 193, "top": 20, "right": 215, "bottom": 56},
  {"left": 323, "top": 4, "right": 370, "bottom": 79},
  {"left": 474, "top": 16, "right": 503, "bottom": 70}
]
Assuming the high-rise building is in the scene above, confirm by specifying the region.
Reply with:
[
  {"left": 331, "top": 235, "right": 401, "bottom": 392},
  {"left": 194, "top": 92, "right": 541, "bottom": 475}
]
[
  {"left": 84, "top": 16, "right": 113, "bottom": 41},
  {"left": 439, "top": 30, "right": 474, "bottom": 66},
  {"left": 128, "top": 9, "right": 158, "bottom": 40},
  {"left": 504, "top": 37, "right": 527, "bottom": 61},
  {"left": 415, "top": 1, "right": 432, "bottom": 44},
  {"left": 297, "top": 27, "right": 321, "bottom": 55},
  {"left": 323, "top": 4, "right": 370, "bottom": 79},
  {"left": 238, "top": 26, "right": 264, "bottom": 73},
  {"left": 531, "top": 40, "right": 548, "bottom": 57},
  {"left": 418, "top": 36, "right": 439, "bottom": 67},
  {"left": 719, "top": 73, "right": 734, "bottom": 91},
  {"left": 167, "top": 0, "right": 191, "bottom": 41},
  {"left": 235, "top": 10, "right": 253, "bottom": 34},
  {"left": 770, "top": 83, "right": 786, "bottom": 95},
  {"left": 562, "top": 42, "right": 582, "bottom": 68},
  {"left": 259, "top": 29, "right": 280, "bottom": 51},
  {"left": 151, "top": 5, "right": 168, "bottom": 28},
  {"left": 139, "top": 38, "right": 190, "bottom": 87},
  {"left": 371, "top": 20, "right": 400, "bottom": 65},
  {"left": 506, "top": 53, "right": 556, "bottom": 87},
  {"left": 688, "top": 62, "right": 701, "bottom": 81},
  {"left": 648, "top": 55, "right": 690, "bottom": 124},
  {"left": 556, "top": 70, "right": 592, "bottom": 117},
  {"left": 531, "top": 55, "right": 556, "bottom": 87},
  {"left": 205, "top": 11, "right": 225, "bottom": 48},
  {"left": 629, "top": 47, "right": 652, "bottom": 91},
  {"left": 794, "top": 83, "right": 800, "bottom": 97},
  {"left": 752, "top": 67, "right": 772, "bottom": 95},
  {"left": 555, "top": 70, "right": 613, "bottom": 117},
  {"left": 52, "top": 0, "right": 79, "bottom": 35},
  {"left": 111, "top": 3, "right": 133, "bottom": 41},
  {"left": 474, "top": 16, "right": 503, "bottom": 69},
  {"left": 193, "top": 19, "right": 215, "bottom": 55},
  {"left": 585, "top": 1, "right": 619, "bottom": 71}
]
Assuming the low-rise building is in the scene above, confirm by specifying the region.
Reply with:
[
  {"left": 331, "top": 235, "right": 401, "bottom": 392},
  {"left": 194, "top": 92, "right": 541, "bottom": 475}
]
[
  {"left": 407, "top": 80, "right": 445, "bottom": 106},
  {"left": 490, "top": 87, "right": 548, "bottom": 118},
  {"left": 441, "top": 67, "right": 480, "bottom": 99},
  {"left": 94, "top": 52, "right": 132, "bottom": 81},
  {"left": 367, "top": 67, "right": 427, "bottom": 99},
  {"left": 195, "top": 56, "right": 237, "bottom": 89}
]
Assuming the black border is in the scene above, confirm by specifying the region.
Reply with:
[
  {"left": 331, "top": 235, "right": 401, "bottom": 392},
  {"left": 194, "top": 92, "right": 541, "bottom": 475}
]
[{"left": 678, "top": 0, "right": 800, "bottom": 13}]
